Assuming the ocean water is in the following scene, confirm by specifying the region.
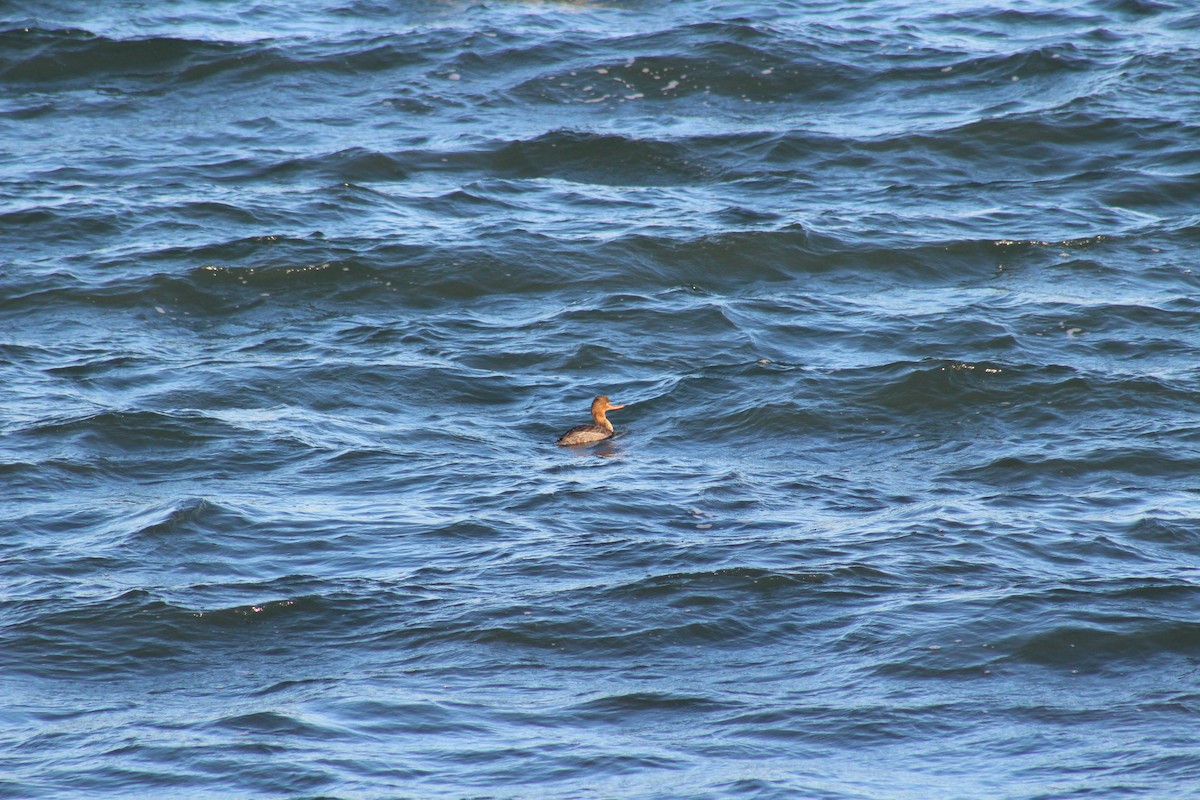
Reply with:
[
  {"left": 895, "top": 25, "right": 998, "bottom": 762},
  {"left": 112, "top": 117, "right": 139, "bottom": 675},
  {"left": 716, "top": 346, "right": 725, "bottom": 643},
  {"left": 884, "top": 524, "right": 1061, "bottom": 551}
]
[{"left": 3, "top": 0, "right": 1200, "bottom": 797}]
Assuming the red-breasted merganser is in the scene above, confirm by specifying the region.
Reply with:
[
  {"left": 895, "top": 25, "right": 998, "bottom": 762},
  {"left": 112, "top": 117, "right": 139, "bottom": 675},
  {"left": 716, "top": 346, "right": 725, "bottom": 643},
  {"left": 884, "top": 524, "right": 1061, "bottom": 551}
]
[{"left": 556, "top": 395, "right": 625, "bottom": 446}]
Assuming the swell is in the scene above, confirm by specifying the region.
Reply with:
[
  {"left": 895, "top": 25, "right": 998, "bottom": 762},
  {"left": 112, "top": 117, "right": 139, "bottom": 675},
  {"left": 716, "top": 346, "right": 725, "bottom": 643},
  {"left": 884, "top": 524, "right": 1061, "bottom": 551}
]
[
  {"left": 0, "top": 226, "right": 1163, "bottom": 321},
  {"left": 0, "top": 27, "right": 435, "bottom": 89},
  {"left": 180, "top": 120, "right": 1200, "bottom": 189},
  {"left": 9, "top": 134, "right": 1192, "bottom": 312},
  {"left": 7, "top": 558, "right": 1195, "bottom": 684},
  {"left": 0, "top": 586, "right": 355, "bottom": 680}
]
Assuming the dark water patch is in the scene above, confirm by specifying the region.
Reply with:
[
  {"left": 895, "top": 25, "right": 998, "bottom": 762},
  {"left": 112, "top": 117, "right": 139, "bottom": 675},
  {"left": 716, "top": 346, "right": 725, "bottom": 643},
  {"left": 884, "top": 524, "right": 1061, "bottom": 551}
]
[
  {"left": 163, "top": 200, "right": 278, "bottom": 229},
  {"left": 1012, "top": 619, "right": 1200, "bottom": 671},
  {"left": 490, "top": 129, "right": 711, "bottom": 186},
  {"left": 0, "top": 100, "right": 57, "bottom": 119},
  {"left": 865, "top": 359, "right": 1014, "bottom": 411},
  {"left": 519, "top": 31, "right": 869, "bottom": 107},
  {"left": 0, "top": 29, "right": 240, "bottom": 89},
  {"left": 723, "top": 699, "right": 974, "bottom": 751},
  {"left": 604, "top": 567, "right": 829, "bottom": 602},
  {"left": 0, "top": 590, "right": 200, "bottom": 679},
  {"left": 853, "top": 579, "right": 1200, "bottom": 681},
  {"left": 861, "top": 111, "right": 1174, "bottom": 182},
  {"left": 208, "top": 709, "right": 345, "bottom": 739},
  {"left": 1093, "top": 0, "right": 1178, "bottom": 18},
  {"left": 566, "top": 691, "right": 734, "bottom": 722},
  {"left": 112, "top": 243, "right": 592, "bottom": 310},
  {"left": 316, "top": 698, "right": 492, "bottom": 737},
  {"left": 0, "top": 581, "right": 428, "bottom": 680},
  {"left": 582, "top": 224, "right": 1061, "bottom": 293},
  {"left": 200, "top": 147, "right": 411, "bottom": 185},
  {"left": 699, "top": 399, "right": 832, "bottom": 442},
  {"left": 441, "top": 607, "right": 766, "bottom": 657},
  {"left": 1100, "top": 170, "right": 1200, "bottom": 212},
  {"left": 895, "top": 46, "right": 1090, "bottom": 85},
  {"left": 126, "top": 497, "right": 255, "bottom": 543},
  {"left": 865, "top": 360, "right": 1200, "bottom": 421},
  {"left": 952, "top": 447, "right": 1200, "bottom": 490},
  {"left": 0, "top": 205, "right": 126, "bottom": 256},
  {"left": 1125, "top": 516, "right": 1200, "bottom": 555},
  {"left": 927, "top": 6, "right": 1109, "bottom": 29},
  {"left": 0, "top": 28, "right": 441, "bottom": 94},
  {"left": 14, "top": 409, "right": 237, "bottom": 453}
]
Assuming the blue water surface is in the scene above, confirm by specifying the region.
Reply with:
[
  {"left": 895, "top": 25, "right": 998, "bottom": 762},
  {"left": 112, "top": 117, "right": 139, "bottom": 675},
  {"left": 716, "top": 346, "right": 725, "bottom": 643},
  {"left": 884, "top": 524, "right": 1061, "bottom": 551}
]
[{"left": 2, "top": 1, "right": 1200, "bottom": 798}]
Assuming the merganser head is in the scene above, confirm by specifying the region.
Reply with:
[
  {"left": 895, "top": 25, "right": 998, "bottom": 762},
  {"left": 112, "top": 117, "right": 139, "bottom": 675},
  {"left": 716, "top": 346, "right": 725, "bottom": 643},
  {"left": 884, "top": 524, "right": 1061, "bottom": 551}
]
[
  {"left": 592, "top": 395, "right": 624, "bottom": 419},
  {"left": 592, "top": 395, "right": 624, "bottom": 413}
]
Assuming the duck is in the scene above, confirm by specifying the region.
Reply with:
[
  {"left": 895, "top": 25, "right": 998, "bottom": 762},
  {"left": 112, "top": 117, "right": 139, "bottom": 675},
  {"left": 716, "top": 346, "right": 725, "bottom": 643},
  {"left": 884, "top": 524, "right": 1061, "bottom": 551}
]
[{"left": 556, "top": 395, "right": 625, "bottom": 446}]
